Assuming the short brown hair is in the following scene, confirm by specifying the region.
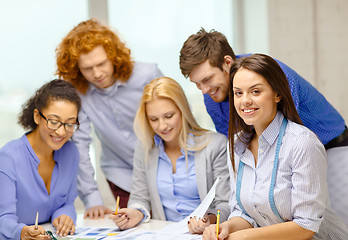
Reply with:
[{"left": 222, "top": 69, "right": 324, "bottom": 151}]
[
  {"left": 179, "top": 28, "right": 236, "bottom": 78},
  {"left": 228, "top": 54, "right": 303, "bottom": 171},
  {"left": 56, "top": 19, "right": 134, "bottom": 94}
]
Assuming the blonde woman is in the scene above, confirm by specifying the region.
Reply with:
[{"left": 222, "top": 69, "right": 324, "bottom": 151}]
[{"left": 109, "top": 77, "right": 230, "bottom": 234}]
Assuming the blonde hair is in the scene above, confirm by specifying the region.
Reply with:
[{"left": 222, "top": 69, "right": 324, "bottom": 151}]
[{"left": 134, "top": 77, "right": 209, "bottom": 161}]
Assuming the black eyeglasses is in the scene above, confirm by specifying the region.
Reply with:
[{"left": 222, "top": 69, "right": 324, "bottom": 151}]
[{"left": 39, "top": 111, "right": 79, "bottom": 133}]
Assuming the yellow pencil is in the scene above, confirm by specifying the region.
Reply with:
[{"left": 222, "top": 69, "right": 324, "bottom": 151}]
[
  {"left": 216, "top": 210, "right": 220, "bottom": 239},
  {"left": 115, "top": 196, "right": 120, "bottom": 215}
]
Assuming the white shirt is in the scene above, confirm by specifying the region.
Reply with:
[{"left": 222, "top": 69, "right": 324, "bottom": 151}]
[{"left": 228, "top": 112, "right": 348, "bottom": 239}]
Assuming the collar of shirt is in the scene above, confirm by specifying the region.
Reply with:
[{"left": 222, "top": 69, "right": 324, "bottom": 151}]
[
  {"left": 88, "top": 79, "right": 127, "bottom": 95},
  {"left": 154, "top": 134, "right": 186, "bottom": 156},
  {"left": 23, "top": 133, "right": 40, "bottom": 165},
  {"left": 235, "top": 111, "right": 285, "bottom": 159},
  {"left": 23, "top": 133, "right": 66, "bottom": 166},
  {"left": 260, "top": 111, "right": 284, "bottom": 148},
  {"left": 154, "top": 134, "right": 195, "bottom": 156}
]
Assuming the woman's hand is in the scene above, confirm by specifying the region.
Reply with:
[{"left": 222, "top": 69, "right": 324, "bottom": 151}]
[
  {"left": 52, "top": 214, "right": 75, "bottom": 237},
  {"left": 188, "top": 216, "right": 211, "bottom": 234},
  {"left": 20, "top": 225, "right": 51, "bottom": 240},
  {"left": 84, "top": 205, "right": 113, "bottom": 219},
  {"left": 203, "top": 222, "right": 230, "bottom": 240},
  {"left": 109, "top": 208, "right": 144, "bottom": 230}
]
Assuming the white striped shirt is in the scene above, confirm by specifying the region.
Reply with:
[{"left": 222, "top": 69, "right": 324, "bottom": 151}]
[{"left": 228, "top": 112, "right": 348, "bottom": 239}]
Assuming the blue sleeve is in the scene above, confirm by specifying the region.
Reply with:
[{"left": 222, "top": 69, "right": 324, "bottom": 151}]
[
  {"left": 51, "top": 142, "right": 79, "bottom": 223},
  {"left": 0, "top": 147, "right": 26, "bottom": 240},
  {"left": 72, "top": 107, "right": 104, "bottom": 209}
]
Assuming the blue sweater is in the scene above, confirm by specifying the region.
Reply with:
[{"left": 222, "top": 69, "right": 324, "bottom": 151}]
[{"left": 204, "top": 54, "right": 345, "bottom": 145}]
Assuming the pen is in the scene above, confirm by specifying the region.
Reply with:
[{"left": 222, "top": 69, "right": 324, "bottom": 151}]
[
  {"left": 35, "top": 211, "right": 39, "bottom": 230},
  {"left": 46, "top": 230, "right": 58, "bottom": 240},
  {"left": 216, "top": 210, "right": 220, "bottom": 239},
  {"left": 115, "top": 196, "right": 120, "bottom": 215}
]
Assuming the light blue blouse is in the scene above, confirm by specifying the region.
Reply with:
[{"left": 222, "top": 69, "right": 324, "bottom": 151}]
[
  {"left": 228, "top": 112, "right": 348, "bottom": 239},
  {"left": 155, "top": 135, "right": 200, "bottom": 222},
  {"left": 0, "top": 134, "right": 79, "bottom": 240}
]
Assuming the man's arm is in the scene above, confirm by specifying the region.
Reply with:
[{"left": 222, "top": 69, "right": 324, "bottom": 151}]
[{"left": 72, "top": 109, "right": 112, "bottom": 218}]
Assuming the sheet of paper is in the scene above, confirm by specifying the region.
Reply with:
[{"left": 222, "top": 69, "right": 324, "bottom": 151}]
[
  {"left": 54, "top": 227, "right": 119, "bottom": 240},
  {"left": 106, "top": 229, "right": 202, "bottom": 240},
  {"left": 156, "top": 177, "right": 220, "bottom": 235}
]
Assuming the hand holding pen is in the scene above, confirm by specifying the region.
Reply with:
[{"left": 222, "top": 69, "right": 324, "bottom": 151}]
[
  {"left": 202, "top": 210, "right": 230, "bottom": 240},
  {"left": 20, "top": 212, "right": 51, "bottom": 240},
  {"left": 109, "top": 196, "right": 144, "bottom": 230}
]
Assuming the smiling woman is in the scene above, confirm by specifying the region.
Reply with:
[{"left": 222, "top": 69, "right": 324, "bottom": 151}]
[
  {"left": 202, "top": 54, "right": 348, "bottom": 240},
  {"left": 0, "top": 80, "right": 82, "bottom": 240},
  {"left": 109, "top": 76, "right": 230, "bottom": 236},
  {"left": 232, "top": 67, "right": 281, "bottom": 136},
  {"left": 145, "top": 98, "right": 182, "bottom": 150}
]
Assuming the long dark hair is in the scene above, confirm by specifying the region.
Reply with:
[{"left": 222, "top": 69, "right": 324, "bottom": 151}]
[
  {"left": 18, "top": 79, "right": 81, "bottom": 131},
  {"left": 228, "top": 54, "right": 302, "bottom": 171}
]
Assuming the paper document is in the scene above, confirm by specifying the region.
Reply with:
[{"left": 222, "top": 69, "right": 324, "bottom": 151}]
[
  {"left": 52, "top": 227, "right": 119, "bottom": 239},
  {"left": 157, "top": 177, "right": 220, "bottom": 235}
]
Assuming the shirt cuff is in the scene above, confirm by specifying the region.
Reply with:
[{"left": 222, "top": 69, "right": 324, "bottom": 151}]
[
  {"left": 128, "top": 203, "right": 151, "bottom": 223},
  {"left": 228, "top": 211, "right": 256, "bottom": 228},
  {"left": 135, "top": 208, "right": 148, "bottom": 224}
]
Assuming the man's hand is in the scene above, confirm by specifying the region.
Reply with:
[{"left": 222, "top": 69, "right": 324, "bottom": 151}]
[{"left": 84, "top": 205, "right": 113, "bottom": 219}]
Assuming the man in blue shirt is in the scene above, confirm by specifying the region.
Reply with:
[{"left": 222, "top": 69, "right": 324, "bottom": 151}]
[
  {"left": 179, "top": 28, "right": 348, "bottom": 149},
  {"left": 56, "top": 19, "right": 163, "bottom": 219}
]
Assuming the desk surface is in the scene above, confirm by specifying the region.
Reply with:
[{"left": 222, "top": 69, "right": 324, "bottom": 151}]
[
  {"left": 75, "top": 214, "right": 170, "bottom": 231},
  {"left": 43, "top": 214, "right": 170, "bottom": 232}
]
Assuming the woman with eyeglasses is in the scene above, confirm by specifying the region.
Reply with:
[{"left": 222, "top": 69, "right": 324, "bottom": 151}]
[{"left": 0, "top": 79, "right": 81, "bottom": 240}]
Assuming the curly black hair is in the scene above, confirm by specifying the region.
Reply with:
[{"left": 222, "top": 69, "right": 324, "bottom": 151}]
[{"left": 18, "top": 79, "right": 81, "bottom": 131}]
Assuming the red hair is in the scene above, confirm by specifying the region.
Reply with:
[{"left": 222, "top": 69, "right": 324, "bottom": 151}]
[{"left": 56, "top": 19, "right": 134, "bottom": 94}]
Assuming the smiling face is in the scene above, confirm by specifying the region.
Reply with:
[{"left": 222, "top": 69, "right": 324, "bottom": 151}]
[
  {"left": 233, "top": 68, "right": 281, "bottom": 135},
  {"left": 33, "top": 100, "right": 79, "bottom": 151},
  {"left": 78, "top": 45, "right": 115, "bottom": 89},
  {"left": 145, "top": 98, "right": 182, "bottom": 148},
  {"left": 189, "top": 57, "right": 232, "bottom": 102}
]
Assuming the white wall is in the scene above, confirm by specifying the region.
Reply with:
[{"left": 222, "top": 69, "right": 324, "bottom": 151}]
[
  {"left": 268, "top": 0, "right": 348, "bottom": 122},
  {"left": 237, "top": 0, "right": 348, "bottom": 122}
]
